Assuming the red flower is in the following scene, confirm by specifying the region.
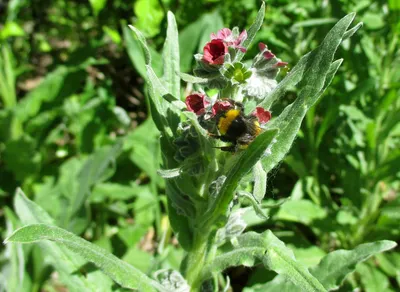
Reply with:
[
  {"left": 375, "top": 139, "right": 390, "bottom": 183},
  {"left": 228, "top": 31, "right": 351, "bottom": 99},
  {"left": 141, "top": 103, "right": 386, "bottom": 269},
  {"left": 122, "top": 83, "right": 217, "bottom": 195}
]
[
  {"left": 258, "top": 42, "right": 288, "bottom": 67},
  {"left": 203, "top": 39, "right": 228, "bottom": 65},
  {"left": 185, "top": 93, "right": 210, "bottom": 115},
  {"left": 252, "top": 107, "right": 271, "bottom": 124},
  {"left": 211, "top": 28, "right": 247, "bottom": 52},
  {"left": 258, "top": 42, "right": 275, "bottom": 60},
  {"left": 211, "top": 100, "right": 234, "bottom": 116}
]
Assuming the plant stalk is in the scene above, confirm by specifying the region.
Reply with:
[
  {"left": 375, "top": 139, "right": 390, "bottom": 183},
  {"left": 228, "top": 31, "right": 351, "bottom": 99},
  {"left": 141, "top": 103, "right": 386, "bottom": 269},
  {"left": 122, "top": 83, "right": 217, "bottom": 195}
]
[{"left": 186, "top": 232, "right": 210, "bottom": 291}]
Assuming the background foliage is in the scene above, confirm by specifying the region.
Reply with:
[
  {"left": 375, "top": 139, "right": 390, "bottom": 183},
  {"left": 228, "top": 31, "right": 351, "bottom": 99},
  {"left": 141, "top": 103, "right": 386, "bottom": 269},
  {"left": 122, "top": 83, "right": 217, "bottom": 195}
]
[{"left": 0, "top": 0, "right": 399, "bottom": 291}]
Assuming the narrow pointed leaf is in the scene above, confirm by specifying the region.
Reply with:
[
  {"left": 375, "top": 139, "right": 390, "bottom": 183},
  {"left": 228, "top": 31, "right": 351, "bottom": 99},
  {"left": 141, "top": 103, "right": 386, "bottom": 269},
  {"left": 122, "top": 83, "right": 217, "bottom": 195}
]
[
  {"left": 234, "top": 2, "right": 265, "bottom": 62},
  {"left": 5, "top": 224, "right": 163, "bottom": 292},
  {"left": 200, "top": 129, "right": 278, "bottom": 229},
  {"left": 157, "top": 167, "right": 181, "bottom": 178},
  {"left": 310, "top": 240, "right": 397, "bottom": 290},
  {"left": 259, "top": 13, "right": 356, "bottom": 109},
  {"left": 204, "top": 231, "right": 326, "bottom": 292},
  {"left": 163, "top": 11, "right": 181, "bottom": 99},
  {"left": 262, "top": 231, "right": 326, "bottom": 292},
  {"left": 128, "top": 25, "right": 152, "bottom": 65},
  {"left": 180, "top": 72, "right": 209, "bottom": 84},
  {"left": 123, "top": 25, "right": 162, "bottom": 78},
  {"left": 13, "top": 189, "right": 102, "bottom": 291},
  {"left": 262, "top": 57, "right": 343, "bottom": 173},
  {"left": 253, "top": 161, "right": 267, "bottom": 202}
]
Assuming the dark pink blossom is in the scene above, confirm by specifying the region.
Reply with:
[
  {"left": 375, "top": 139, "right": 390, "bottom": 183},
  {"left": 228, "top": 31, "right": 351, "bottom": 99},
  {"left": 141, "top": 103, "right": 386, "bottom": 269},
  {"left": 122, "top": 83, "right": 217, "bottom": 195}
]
[
  {"left": 203, "top": 39, "right": 228, "bottom": 65},
  {"left": 258, "top": 42, "right": 275, "bottom": 59},
  {"left": 252, "top": 107, "right": 271, "bottom": 124},
  {"left": 185, "top": 93, "right": 210, "bottom": 115},
  {"left": 212, "top": 100, "right": 234, "bottom": 116},
  {"left": 211, "top": 28, "right": 247, "bottom": 52},
  {"left": 274, "top": 61, "right": 288, "bottom": 68}
]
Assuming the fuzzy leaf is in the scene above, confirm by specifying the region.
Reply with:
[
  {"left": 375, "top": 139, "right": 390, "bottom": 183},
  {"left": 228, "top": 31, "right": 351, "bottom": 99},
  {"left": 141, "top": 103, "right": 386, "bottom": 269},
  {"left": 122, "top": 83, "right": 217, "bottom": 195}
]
[
  {"left": 262, "top": 231, "right": 327, "bottom": 292},
  {"left": 157, "top": 168, "right": 181, "bottom": 178},
  {"left": 163, "top": 12, "right": 181, "bottom": 99},
  {"left": 180, "top": 72, "right": 209, "bottom": 84},
  {"left": 13, "top": 189, "right": 102, "bottom": 291},
  {"left": 253, "top": 240, "right": 397, "bottom": 291},
  {"left": 253, "top": 161, "right": 267, "bottom": 202},
  {"left": 68, "top": 141, "right": 123, "bottom": 221},
  {"left": 205, "top": 231, "right": 326, "bottom": 292},
  {"left": 234, "top": 2, "right": 265, "bottom": 62},
  {"left": 263, "top": 57, "right": 343, "bottom": 174},
  {"left": 5, "top": 224, "right": 164, "bottom": 292},
  {"left": 128, "top": 25, "right": 152, "bottom": 65},
  {"left": 259, "top": 13, "right": 358, "bottom": 176},
  {"left": 311, "top": 240, "right": 397, "bottom": 290},
  {"left": 200, "top": 129, "right": 278, "bottom": 229},
  {"left": 123, "top": 25, "right": 162, "bottom": 79}
]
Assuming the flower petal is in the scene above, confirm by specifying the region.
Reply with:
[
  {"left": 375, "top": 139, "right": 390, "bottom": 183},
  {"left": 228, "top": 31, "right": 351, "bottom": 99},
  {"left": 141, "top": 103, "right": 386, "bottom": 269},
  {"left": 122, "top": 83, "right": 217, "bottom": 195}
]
[
  {"left": 253, "top": 107, "right": 271, "bottom": 124},
  {"left": 185, "top": 93, "right": 210, "bottom": 115},
  {"left": 212, "top": 100, "right": 234, "bottom": 116}
]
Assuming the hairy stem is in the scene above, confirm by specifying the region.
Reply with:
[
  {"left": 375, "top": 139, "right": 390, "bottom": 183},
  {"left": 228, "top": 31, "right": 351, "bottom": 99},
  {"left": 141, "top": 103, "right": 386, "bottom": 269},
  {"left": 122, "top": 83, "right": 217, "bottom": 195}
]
[{"left": 186, "top": 232, "right": 210, "bottom": 291}]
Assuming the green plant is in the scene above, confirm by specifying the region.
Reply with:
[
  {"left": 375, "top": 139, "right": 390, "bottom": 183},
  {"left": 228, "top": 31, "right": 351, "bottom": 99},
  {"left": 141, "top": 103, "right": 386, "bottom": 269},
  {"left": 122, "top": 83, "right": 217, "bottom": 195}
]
[{"left": 4, "top": 4, "right": 397, "bottom": 292}]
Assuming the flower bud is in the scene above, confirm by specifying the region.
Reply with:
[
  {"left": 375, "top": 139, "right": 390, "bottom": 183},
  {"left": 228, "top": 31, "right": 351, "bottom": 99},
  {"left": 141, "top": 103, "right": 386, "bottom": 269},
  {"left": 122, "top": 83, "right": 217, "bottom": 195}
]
[
  {"left": 244, "top": 42, "right": 288, "bottom": 100},
  {"left": 185, "top": 93, "right": 210, "bottom": 115}
]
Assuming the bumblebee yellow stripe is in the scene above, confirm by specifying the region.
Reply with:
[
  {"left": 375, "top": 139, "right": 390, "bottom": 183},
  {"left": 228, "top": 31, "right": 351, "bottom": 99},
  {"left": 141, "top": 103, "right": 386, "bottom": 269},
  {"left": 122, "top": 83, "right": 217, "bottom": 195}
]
[
  {"left": 218, "top": 109, "right": 240, "bottom": 135},
  {"left": 254, "top": 120, "right": 261, "bottom": 136}
]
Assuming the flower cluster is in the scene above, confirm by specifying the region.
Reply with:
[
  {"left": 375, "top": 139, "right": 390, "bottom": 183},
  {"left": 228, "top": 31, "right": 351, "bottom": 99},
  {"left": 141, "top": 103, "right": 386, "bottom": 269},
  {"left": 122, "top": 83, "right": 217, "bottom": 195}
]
[
  {"left": 185, "top": 93, "right": 271, "bottom": 123},
  {"left": 183, "top": 27, "right": 286, "bottom": 151},
  {"left": 202, "top": 28, "right": 247, "bottom": 65}
]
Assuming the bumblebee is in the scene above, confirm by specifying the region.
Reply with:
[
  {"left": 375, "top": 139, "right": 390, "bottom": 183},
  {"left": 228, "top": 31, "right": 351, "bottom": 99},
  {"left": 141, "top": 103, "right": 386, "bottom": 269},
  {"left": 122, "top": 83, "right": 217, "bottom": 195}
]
[{"left": 212, "top": 100, "right": 262, "bottom": 152}]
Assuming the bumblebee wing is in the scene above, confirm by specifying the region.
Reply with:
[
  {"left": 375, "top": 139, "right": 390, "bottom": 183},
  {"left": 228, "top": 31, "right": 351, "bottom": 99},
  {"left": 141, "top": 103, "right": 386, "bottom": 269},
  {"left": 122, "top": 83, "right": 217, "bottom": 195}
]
[{"left": 245, "top": 116, "right": 262, "bottom": 136}]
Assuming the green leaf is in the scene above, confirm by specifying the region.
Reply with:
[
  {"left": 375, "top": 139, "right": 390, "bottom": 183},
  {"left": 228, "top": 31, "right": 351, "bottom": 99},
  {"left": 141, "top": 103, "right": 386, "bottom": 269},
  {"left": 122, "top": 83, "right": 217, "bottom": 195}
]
[
  {"left": 2, "top": 207, "right": 29, "bottom": 292},
  {"left": 145, "top": 65, "right": 182, "bottom": 132},
  {"left": 133, "top": 0, "right": 164, "bottom": 37},
  {"left": 127, "top": 119, "right": 163, "bottom": 186},
  {"left": 291, "top": 18, "right": 337, "bottom": 30},
  {"left": 157, "top": 168, "right": 182, "bottom": 178},
  {"left": 205, "top": 231, "right": 326, "bottom": 292},
  {"left": 200, "top": 129, "right": 278, "bottom": 230},
  {"left": 180, "top": 72, "right": 209, "bottom": 84},
  {"left": 262, "top": 231, "right": 327, "bottom": 292},
  {"left": 362, "top": 12, "right": 385, "bottom": 30},
  {"left": 5, "top": 224, "right": 163, "bottom": 292},
  {"left": 253, "top": 161, "right": 267, "bottom": 203},
  {"left": 234, "top": 2, "right": 265, "bottom": 62},
  {"left": 243, "top": 275, "right": 294, "bottom": 292},
  {"left": 89, "top": 0, "right": 106, "bottom": 16},
  {"left": 123, "top": 24, "right": 162, "bottom": 79},
  {"left": 162, "top": 11, "right": 181, "bottom": 99},
  {"left": 165, "top": 182, "right": 193, "bottom": 251},
  {"left": 3, "top": 134, "right": 41, "bottom": 181},
  {"left": 357, "top": 263, "right": 391, "bottom": 292},
  {"left": 123, "top": 247, "right": 153, "bottom": 272},
  {"left": 275, "top": 199, "right": 327, "bottom": 225},
  {"left": 68, "top": 141, "right": 123, "bottom": 220},
  {"left": 262, "top": 56, "right": 343, "bottom": 174},
  {"left": 15, "top": 66, "right": 85, "bottom": 123},
  {"left": 311, "top": 240, "right": 397, "bottom": 290},
  {"left": 0, "top": 45, "right": 17, "bottom": 108},
  {"left": 103, "top": 26, "right": 121, "bottom": 44},
  {"left": 13, "top": 189, "right": 101, "bottom": 291},
  {"left": 127, "top": 24, "right": 152, "bottom": 66},
  {"left": 90, "top": 183, "right": 140, "bottom": 202},
  {"left": 0, "top": 21, "right": 25, "bottom": 39},
  {"left": 205, "top": 232, "right": 266, "bottom": 276},
  {"left": 261, "top": 13, "right": 357, "bottom": 110}
]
